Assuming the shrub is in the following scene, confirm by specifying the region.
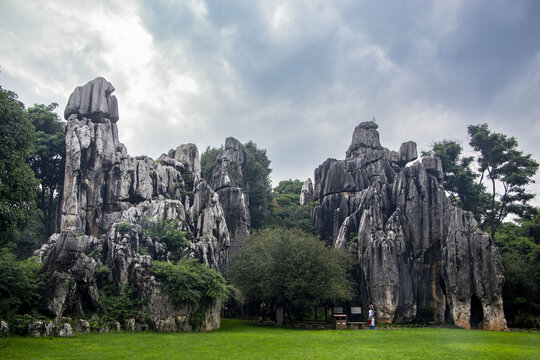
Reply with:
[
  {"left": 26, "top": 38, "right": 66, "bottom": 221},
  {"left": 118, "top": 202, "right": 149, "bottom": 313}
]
[
  {"left": 117, "top": 222, "right": 133, "bottom": 234},
  {"left": 145, "top": 219, "right": 188, "bottom": 261},
  {"left": 100, "top": 285, "right": 148, "bottom": 323},
  {"left": 150, "top": 259, "right": 229, "bottom": 327},
  {"left": 0, "top": 249, "right": 45, "bottom": 319}
]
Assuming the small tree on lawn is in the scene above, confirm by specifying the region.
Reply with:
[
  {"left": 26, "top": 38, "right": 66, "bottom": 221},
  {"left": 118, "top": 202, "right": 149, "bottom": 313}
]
[{"left": 229, "top": 227, "right": 353, "bottom": 322}]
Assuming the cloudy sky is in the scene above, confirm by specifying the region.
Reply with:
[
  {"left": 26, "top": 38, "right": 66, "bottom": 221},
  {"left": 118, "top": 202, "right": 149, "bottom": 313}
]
[{"left": 1, "top": 0, "right": 539, "bottom": 203}]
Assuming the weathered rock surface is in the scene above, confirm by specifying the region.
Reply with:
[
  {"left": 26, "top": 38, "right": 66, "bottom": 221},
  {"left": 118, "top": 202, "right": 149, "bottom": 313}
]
[
  {"left": 28, "top": 321, "right": 55, "bottom": 337},
  {"left": 64, "top": 77, "right": 119, "bottom": 122},
  {"left": 208, "top": 137, "right": 251, "bottom": 258},
  {"left": 299, "top": 178, "right": 313, "bottom": 205},
  {"left": 37, "top": 78, "right": 229, "bottom": 332},
  {"left": 0, "top": 321, "right": 9, "bottom": 337},
  {"left": 311, "top": 121, "right": 507, "bottom": 330},
  {"left": 76, "top": 319, "right": 90, "bottom": 334},
  {"left": 56, "top": 323, "right": 74, "bottom": 337}
]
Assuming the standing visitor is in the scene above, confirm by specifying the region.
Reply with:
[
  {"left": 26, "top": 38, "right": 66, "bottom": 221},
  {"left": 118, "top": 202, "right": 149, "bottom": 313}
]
[{"left": 368, "top": 304, "right": 376, "bottom": 330}]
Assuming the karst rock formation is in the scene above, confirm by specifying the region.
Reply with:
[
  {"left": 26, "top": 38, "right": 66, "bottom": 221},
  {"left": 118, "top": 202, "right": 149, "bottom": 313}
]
[
  {"left": 36, "top": 78, "right": 230, "bottom": 332},
  {"left": 207, "top": 137, "right": 251, "bottom": 258},
  {"left": 309, "top": 121, "right": 507, "bottom": 330}
]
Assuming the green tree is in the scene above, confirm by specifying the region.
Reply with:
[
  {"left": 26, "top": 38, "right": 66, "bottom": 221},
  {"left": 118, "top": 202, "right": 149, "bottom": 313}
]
[
  {"left": 267, "top": 179, "right": 315, "bottom": 234},
  {"left": 422, "top": 140, "right": 489, "bottom": 221},
  {"left": 0, "top": 87, "right": 37, "bottom": 248},
  {"left": 0, "top": 249, "right": 45, "bottom": 319},
  {"left": 273, "top": 179, "right": 303, "bottom": 196},
  {"left": 495, "top": 211, "right": 540, "bottom": 327},
  {"left": 242, "top": 141, "right": 272, "bottom": 229},
  {"left": 27, "top": 103, "right": 65, "bottom": 241},
  {"left": 150, "top": 259, "right": 229, "bottom": 328},
  {"left": 145, "top": 219, "right": 189, "bottom": 262},
  {"left": 468, "top": 124, "right": 539, "bottom": 239},
  {"left": 229, "top": 227, "right": 353, "bottom": 322},
  {"left": 200, "top": 145, "right": 222, "bottom": 183}
]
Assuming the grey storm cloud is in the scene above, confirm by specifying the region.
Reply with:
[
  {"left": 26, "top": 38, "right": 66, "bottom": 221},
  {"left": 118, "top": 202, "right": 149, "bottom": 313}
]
[{"left": 1, "top": 0, "right": 539, "bottom": 203}]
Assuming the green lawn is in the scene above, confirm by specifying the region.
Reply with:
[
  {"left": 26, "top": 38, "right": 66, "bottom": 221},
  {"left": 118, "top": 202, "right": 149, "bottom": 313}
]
[{"left": 0, "top": 319, "right": 538, "bottom": 359}]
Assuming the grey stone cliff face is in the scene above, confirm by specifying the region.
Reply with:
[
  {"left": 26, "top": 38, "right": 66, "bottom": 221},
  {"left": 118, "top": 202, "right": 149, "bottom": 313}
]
[
  {"left": 312, "top": 121, "right": 507, "bottom": 331},
  {"left": 38, "top": 78, "right": 228, "bottom": 332},
  {"left": 208, "top": 137, "right": 251, "bottom": 258}
]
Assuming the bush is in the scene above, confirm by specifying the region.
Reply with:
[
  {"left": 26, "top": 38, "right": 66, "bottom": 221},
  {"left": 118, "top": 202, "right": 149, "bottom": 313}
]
[
  {"left": 150, "top": 259, "right": 229, "bottom": 306},
  {"left": 150, "top": 259, "right": 229, "bottom": 327},
  {"left": 145, "top": 219, "right": 188, "bottom": 261},
  {"left": 117, "top": 222, "right": 133, "bottom": 234},
  {"left": 0, "top": 249, "right": 45, "bottom": 319},
  {"left": 100, "top": 285, "right": 148, "bottom": 323}
]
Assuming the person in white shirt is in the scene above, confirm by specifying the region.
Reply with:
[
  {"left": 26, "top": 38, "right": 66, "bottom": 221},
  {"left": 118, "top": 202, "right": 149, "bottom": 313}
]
[{"left": 368, "top": 304, "right": 376, "bottom": 330}]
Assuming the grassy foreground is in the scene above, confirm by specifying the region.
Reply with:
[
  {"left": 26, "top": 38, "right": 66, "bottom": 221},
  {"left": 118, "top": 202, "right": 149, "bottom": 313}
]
[{"left": 0, "top": 319, "right": 538, "bottom": 359}]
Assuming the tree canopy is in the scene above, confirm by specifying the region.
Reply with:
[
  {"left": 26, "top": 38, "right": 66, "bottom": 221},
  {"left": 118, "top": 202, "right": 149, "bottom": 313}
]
[
  {"left": 266, "top": 179, "right": 315, "bottom": 234},
  {"left": 27, "top": 103, "right": 65, "bottom": 241},
  {"left": 200, "top": 145, "right": 222, "bottom": 184},
  {"left": 242, "top": 141, "right": 272, "bottom": 229},
  {"left": 229, "top": 227, "right": 353, "bottom": 319},
  {"left": 422, "top": 140, "right": 489, "bottom": 221},
  {"left": 0, "top": 87, "right": 37, "bottom": 248},
  {"left": 495, "top": 211, "right": 540, "bottom": 327},
  {"left": 468, "top": 124, "right": 539, "bottom": 239}
]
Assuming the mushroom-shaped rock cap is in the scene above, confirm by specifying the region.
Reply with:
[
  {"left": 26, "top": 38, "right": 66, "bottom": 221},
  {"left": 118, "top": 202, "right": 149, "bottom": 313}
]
[{"left": 64, "top": 77, "right": 119, "bottom": 122}]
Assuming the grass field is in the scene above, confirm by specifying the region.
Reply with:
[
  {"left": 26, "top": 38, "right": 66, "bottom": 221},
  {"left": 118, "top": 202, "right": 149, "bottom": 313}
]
[{"left": 0, "top": 319, "right": 538, "bottom": 359}]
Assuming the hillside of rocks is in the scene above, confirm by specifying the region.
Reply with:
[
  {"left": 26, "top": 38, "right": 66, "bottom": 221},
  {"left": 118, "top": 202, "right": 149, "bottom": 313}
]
[
  {"left": 308, "top": 121, "right": 507, "bottom": 330},
  {"left": 36, "top": 78, "right": 230, "bottom": 332}
]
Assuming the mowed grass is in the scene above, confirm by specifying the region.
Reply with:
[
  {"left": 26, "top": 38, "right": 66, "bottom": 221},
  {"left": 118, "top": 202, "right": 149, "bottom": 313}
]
[{"left": 0, "top": 319, "right": 538, "bottom": 360}]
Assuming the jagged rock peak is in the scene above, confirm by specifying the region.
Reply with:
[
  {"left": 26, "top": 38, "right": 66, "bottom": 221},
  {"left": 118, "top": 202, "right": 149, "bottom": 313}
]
[
  {"left": 300, "top": 178, "right": 313, "bottom": 205},
  {"left": 225, "top": 137, "right": 243, "bottom": 151},
  {"left": 164, "top": 143, "right": 201, "bottom": 179},
  {"left": 64, "top": 77, "right": 119, "bottom": 122},
  {"left": 346, "top": 121, "right": 382, "bottom": 158}
]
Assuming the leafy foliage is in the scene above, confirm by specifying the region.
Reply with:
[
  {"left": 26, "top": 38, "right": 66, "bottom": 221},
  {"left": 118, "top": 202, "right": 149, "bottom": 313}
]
[
  {"left": 266, "top": 179, "right": 315, "bottom": 234},
  {"left": 422, "top": 140, "right": 489, "bottom": 221},
  {"left": 495, "top": 212, "right": 540, "bottom": 327},
  {"left": 117, "top": 222, "right": 133, "bottom": 234},
  {"left": 26, "top": 103, "right": 65, "bottom": 242},
  {"left": 0, "top": 249, "right": 45, "bottom": 319},
  {"left": 468, "top": 124, "right": 539, "bottom": 239},
  {"left": 229, "top": 227, "right": 353, "bottom": 318},
  {"left": 242, "top": 141, "right": 273, "bottom": 229},
  {"left": 145, "top": 219, "right": 188, "bottom": 261},
  {"left": 200, "top": 145, "right": 222, "bottom": 183},
  {"left": 150, "top": 259, "right": 229, "bottom": 327},
  {"left": 273, "top": 179, "right": 303, "bottom": 196},
  {"left": 0, "top": 87, "right": 37, "bottom": 248},
  {"left": 100, "top": 284, "right": 148, "bottom": 323}
]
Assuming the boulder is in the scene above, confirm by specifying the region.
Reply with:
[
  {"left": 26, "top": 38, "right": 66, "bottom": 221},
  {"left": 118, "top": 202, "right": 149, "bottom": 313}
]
[
  {"left": 76, "top": 319, "right": 90, "bottom": 334},
  {"left": 124, "top": 318, "right": 136, "bottom": 331},
  {"left": 56, "top": 323, "right": 74, "bottom": 338},
  {"left": 28, "top": 321, "right": 55, "bottom": 337},
  {"left": 0, "top": 321, "right": 9, "bottom": 337}
]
